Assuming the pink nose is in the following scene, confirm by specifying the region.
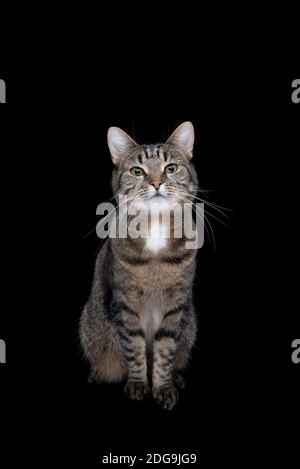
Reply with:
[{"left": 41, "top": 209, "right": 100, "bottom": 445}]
[{"left": 151, "top": 181, "right": 162, "bottom": 191}]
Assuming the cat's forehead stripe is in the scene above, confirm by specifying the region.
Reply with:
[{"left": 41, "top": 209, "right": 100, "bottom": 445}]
[
  {"left": 141, "top": 144, "right": 165, "bottom": 160},
  {"left": 161, "top": 149, "right": 168, "bottom": 162}
]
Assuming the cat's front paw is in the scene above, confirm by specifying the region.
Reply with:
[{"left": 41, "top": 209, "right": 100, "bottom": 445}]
[
  {"left": 124, "top": 382, "right": 150, "bottom": 401},
  {"left": 153, "top": 386, "right": 179, "bottom": 410}
]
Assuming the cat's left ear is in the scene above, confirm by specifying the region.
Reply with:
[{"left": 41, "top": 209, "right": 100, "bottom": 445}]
[
  {"left": 166, "top": 121, "right": 195, "bottom": 159},
  {"left": 107, "top": 127, "right": 138, "bottom": 166}
]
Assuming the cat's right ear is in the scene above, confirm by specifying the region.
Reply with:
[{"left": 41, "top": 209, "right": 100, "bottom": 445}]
[{"left": 107, "top": 127, "right": 137, "bottom": 166}]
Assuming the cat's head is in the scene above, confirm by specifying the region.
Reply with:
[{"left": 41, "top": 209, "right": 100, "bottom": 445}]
[{"left": 108, "top": 122, "right": 198, "bottom": 209}]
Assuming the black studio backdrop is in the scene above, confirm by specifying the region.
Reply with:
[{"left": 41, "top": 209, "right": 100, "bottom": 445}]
[{"left": 0, "top": 62, "right": 299, "bottom": 466}]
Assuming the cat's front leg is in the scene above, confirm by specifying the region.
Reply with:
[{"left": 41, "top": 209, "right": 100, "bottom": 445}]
[
  {"left": 152, "top": 305, "right": 187, "bottom": 410},
  {"left": 114, "top": 303, "right": 149, "bottom": 401}
]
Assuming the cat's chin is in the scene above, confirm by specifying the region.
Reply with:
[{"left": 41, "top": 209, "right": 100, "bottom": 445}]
[{"left": 135, "top": 195, "right": 178, "bottom": 212}]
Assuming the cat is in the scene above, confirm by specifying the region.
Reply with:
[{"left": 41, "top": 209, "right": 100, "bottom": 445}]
[{"left": 80, "top": 122, "right": 199, "bottom": 410}]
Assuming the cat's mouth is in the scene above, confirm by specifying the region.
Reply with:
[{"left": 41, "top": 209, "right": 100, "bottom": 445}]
[{"left": 147, "top": 193, "right": 172, "bottom": 205}]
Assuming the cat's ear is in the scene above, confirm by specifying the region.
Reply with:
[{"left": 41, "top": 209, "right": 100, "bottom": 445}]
[
  {"left": 107, "top": 127, "right": 137, "bottom": 166},
  {"left": 166, "top": 121, "right": 195, "bottom": 159}
]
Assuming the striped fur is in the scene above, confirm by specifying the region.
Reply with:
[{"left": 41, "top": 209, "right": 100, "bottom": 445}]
[{"left": 80, "top": 122, "right": 198, "bottom": 410}]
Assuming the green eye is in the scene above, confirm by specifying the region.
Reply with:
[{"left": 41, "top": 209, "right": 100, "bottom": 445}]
[
  {"left": 130, "top": 167, "right": 145, "bottom": 177},
  {"left": 165, "top": 163, "right": 178, "bottom": 174}
]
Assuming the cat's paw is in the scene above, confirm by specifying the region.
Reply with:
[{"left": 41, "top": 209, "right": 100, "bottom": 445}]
[
  {"left": 124, "top": 382, "right": 150, "bottom": 401},
  {"left": 173, "top": 371, "right": 186, "bottom": 389},
  {"left": 153, "top": 386, "right": 179, "bottom": 410}
]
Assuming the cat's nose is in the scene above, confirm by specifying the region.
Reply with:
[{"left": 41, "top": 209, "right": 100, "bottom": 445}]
[{"left": 151, "top": 181, "right": 162, "bottom": 191}]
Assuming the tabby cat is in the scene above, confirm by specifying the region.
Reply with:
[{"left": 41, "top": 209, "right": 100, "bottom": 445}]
[{"left": 80, "top": 122, "right": 199, "bottom": 410}]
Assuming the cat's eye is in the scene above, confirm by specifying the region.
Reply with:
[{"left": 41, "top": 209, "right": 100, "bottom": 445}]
[
  {"left": 165, "top": 163, "right": 178, "bottom": 174},
  {"left": 130, "top": 167, "right": 145, "bottom": 177}
]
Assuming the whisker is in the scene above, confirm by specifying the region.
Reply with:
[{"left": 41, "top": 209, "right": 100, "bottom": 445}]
[
  {"left": 192, "top": 191, "right": 233, "bottom": 212},
  {"left": 179, "top": 190, "right": 231, "bottom": 222},
  {"left": 174, "top": 193, "right": 216, "bottom": 250},
  {"left": 82, "top": 194, "right": 136, "bottom": 241}
]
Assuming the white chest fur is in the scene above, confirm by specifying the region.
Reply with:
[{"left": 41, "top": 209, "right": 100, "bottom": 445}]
[
  {"left": 143, "top": 196, "right": 172, "bottom": 252},
  {"left": 145, "top": 220, "right": 167, "bottom": 252},
  {"left": 141, "top": 308, "right": 163, "bottom": 344}
]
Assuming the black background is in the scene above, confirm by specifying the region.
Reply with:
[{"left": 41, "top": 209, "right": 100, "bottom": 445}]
[{"left": 0, "top": 49, "right": 299, "bottom": 467}]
